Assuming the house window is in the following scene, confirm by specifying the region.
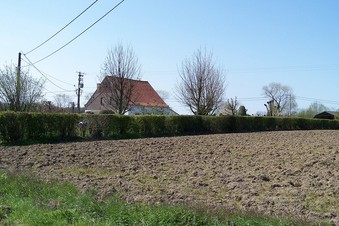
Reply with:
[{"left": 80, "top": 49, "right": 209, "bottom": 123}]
[{"left": 100, "top": 97, "right": 104, "bottom": 105}]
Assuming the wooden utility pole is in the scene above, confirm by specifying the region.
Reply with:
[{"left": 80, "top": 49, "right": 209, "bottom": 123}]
[
  {"left": 16, "top": 52, "right": 22, "bottom": 111},
  {"left": 76, "top": 72, "right": 84, "bottom": 113}
]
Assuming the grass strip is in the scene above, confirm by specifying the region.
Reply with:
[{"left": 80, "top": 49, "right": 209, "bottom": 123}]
[{"left": 0, "top": 171, "right": 322, "bottom": 226}]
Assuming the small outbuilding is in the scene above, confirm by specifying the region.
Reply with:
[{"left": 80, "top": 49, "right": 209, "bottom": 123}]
[{"left": 313, "top": 111, "right": 336, "bottom": 120}]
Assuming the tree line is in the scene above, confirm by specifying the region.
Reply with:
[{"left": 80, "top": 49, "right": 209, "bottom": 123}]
[{"left": 0, "top": 43, "right": 334, "bottom": 117}]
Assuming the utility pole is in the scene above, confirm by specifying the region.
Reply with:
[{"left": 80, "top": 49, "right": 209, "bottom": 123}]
[
  {"left": 76, "top": 72, "right": 84, "bottom": 113},
  {"left": 16, "top": 52, "right": 22, "bottom": 111}
]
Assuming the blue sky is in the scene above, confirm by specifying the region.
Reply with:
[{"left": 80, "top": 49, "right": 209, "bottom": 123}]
[{"left": 1, "top": 0, "right": 339, "bottom": 114}]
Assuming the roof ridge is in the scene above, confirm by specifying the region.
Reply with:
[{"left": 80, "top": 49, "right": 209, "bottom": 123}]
[{"left": 105, "top": 76, "right": 147, "bottom": 83}]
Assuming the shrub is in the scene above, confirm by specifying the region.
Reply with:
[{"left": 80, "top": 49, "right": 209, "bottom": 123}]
[
  {"left": 0, "top": 112, "right": 24, "bottom": 142},
  {"left": 0, "top": 112, "right": 80, "bottom": 143},
  {"left": 99, "top": 110, "right": 114, "bottom": 114},
  {"left": 134, "top": 115, "right": 167, "bottom": 136},
  {"left": 82, "top": 114, "right": 135, "bottom": 138}
]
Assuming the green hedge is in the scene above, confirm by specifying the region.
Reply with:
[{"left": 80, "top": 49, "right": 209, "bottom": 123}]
[
  {"left": 0, "top": 112, "right": 25, "bottom": 142},
  {"left": 82, "top": 114, "right": 339, "bottom": 139},
  {"left": 0, "top": 112, "right": 80, "bottom": 143},
  {"left": 1, "top": 112, "right": 339, "bottom": 144}
]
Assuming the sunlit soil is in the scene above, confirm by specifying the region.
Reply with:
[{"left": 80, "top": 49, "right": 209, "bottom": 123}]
[{"left": 1, "top": 130, "right": 338, "bottom": 224}]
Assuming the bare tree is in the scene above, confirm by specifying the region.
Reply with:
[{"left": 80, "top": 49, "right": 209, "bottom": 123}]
[
  {"left": 54, "top": 94, "right": 72, "bottom": 109},
  {"left": 100, "top": 44, "right": 141, "bottom": 114},
  {"left": 262, "top": 82, "right": 297, "bottom": 116},
  {"left": 176, "top": 48, "right": 226, "bottom": 115},
  {"left": 0, "top": 64, "right": 45, "bottom": 112},
  {"left": 223, "top": 97, "right": 240, "bottom": 115}
]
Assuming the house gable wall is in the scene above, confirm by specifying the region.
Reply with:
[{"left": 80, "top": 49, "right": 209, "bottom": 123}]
[{"left": 85, "top": 91, "right": 110, "bottom": 113}]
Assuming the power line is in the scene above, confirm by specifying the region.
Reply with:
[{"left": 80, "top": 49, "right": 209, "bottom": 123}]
[
  {"left": 25, "top": 0, "right": 99, "bottom": 55},
  {"left": 40, "top": 71, "right": 74, "bottom": 86},
  {"left": 296, "top": 96, "right": 339, "bottom": 105},
  {"left": 22, "top": 53, "right": 74, "bottom": 92},
  {"left": 32, "top": 0, "right": 126, "bottom": 65},
  {"left": 236, "top": 95, "right": 339, "bottom": 105},
  {"left": 236, "top": 97, "right": 267, "bottom": 102},
  {"left": 33, "top": 68, "right": 74, "bottom": 86},
  {"left": 228, "top": 64, "right": 339, "bottom": 74},
  {"left": 43, "top": 89, "right": 75, "bottom": 94},
  {"left": 41, "top": 87, "right": 75, "bottom": 97},
  {"left": 23, "top": 58, "right": 75, "bottom": 86},
  {"left": 234, "top": 95, "right": 339, "bottom": 107},
  {"left": 42, "top": 87, "right": 57, "bottom": 95}
]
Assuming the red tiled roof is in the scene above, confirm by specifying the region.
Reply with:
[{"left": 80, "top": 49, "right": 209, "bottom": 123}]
[{"left": 104, "top": 76, "right": 169, "bottom": 108}]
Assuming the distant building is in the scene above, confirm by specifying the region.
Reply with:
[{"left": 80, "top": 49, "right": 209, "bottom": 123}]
[
  {"left": 85, "top": 76, "right": 177, "bottom": 115},
  {"left": 313, "top": 111, "right": 336, "bottom": 120}
]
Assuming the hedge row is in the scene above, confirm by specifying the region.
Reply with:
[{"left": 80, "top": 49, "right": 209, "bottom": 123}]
[
  {"left": 1, "top": 112, "right": 339, "bottom": 143},
  {"left": 0, "top": 112, "right": 80, "bottom": 143},
  {"left": 82, "top": 114, "right": 339, "bottom": 139}
]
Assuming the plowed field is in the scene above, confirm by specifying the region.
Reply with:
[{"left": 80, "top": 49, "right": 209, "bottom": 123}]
[{"left": 1, "top": 130, "right": 338, "bottom": 224}]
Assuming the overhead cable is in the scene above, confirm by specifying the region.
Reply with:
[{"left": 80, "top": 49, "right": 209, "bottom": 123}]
[
  {"left": 236, "top": 97, "right": 267, "bottom": 102},
  {"left": 22, "top": 54, "right": 75, "bottom": 92},
  {"left": 23, "top": 57, "right": 74, "bottom": 86},
  {"left": 40, "top": 71, "right": 75, "bottom": 86},
  {"left": 32, "top": 0, "right": 126, "bottom": 65},
  {"left": 295, "top": 96, "right": 339, "bottom": 104},
  {"left": 25, "top": 0, "right": 99, "bottom": 55},
  {"left": 228, "top": 64, "right": 339, "bottom": 74},
  {"left": 42, "top": 89, "right": 75, "bottom": 94}
]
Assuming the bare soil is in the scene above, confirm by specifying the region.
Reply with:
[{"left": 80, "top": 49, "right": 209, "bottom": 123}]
[{"left": 1, "top": 130, "right": 338, "bottom": 224}]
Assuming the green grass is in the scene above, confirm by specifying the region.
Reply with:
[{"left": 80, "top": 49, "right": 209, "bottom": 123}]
[{"left": 0, "top": 171, "right": 321, "bottom": 226}]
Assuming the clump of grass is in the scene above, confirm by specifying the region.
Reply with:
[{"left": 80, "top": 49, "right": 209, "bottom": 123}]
[{"left": 0, "top": 171, "right": 325, "bottom": 225}]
